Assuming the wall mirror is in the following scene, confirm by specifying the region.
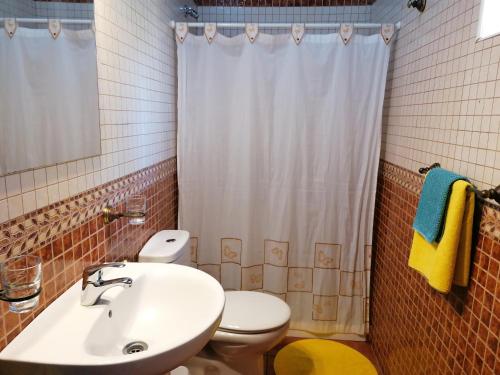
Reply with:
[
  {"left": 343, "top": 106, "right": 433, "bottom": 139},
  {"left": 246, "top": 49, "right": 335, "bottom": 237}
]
[{"left": 0, "top": 0, "right": 99, "bottom": 176}]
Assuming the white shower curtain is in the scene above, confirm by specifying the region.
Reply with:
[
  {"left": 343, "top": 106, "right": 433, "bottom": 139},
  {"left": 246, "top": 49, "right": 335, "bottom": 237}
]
[{"left": 177, "top": 31, "right": 390, "bottom": 337}]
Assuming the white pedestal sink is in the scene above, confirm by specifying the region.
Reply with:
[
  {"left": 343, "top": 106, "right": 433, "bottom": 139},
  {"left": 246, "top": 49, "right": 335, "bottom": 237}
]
[{"left": 0, "top": 263, "right": 225, "bottom": 375}]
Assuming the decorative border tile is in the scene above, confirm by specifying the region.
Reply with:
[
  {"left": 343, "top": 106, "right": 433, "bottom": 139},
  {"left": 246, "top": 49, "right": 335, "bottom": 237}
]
[
  {"left": 380, "top": 161, "right": 500, "bottom": 242},
  {"left": 481, "top": 205, "right": 500, "bottom": 242},
  {"left": 0, "top": 158, "right": 177, "bottom": 261},
  {"left": 379, "top": 160, "right": 423, "bottom": 196}
]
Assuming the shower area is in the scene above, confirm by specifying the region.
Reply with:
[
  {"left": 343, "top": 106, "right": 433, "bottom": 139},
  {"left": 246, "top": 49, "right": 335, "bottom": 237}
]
[{"left": 175, "top": 0, "right": 397, "bottom": 341}]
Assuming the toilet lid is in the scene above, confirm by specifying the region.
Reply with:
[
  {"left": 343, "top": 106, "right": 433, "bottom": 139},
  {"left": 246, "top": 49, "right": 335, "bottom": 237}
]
[
  {"left": 139, "top": 230, "right": 189, "bottom": 263},
  {"left": 219, "top": 291, "right": 291, "bottom": 333}
]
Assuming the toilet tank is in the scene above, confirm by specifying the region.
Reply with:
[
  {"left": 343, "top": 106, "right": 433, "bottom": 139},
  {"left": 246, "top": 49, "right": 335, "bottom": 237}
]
[{"left": 138, "top": 230, "right": 190, "bottom": 265}]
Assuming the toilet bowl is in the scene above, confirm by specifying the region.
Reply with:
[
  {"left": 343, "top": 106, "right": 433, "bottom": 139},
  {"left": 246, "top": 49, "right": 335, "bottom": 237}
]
[
  {"left": 206, "top": 291, "right": 291, "bottom": 375},
  {"left": 176, "top": 291, "right": 290, "bottom": 375},
  {"left": 139, "top": 231, "right": 291, "bottom": 375}
]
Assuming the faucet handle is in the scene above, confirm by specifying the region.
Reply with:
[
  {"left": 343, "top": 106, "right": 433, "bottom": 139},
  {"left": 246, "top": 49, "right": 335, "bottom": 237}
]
[{"left": 82, "top": 262, "right": 126, "bottom": 285}]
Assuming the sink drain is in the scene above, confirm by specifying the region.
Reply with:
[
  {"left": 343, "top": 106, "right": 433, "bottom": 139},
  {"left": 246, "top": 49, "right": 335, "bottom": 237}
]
[{"left": 123, "top": 341, "right": 148, "bottom": 355}]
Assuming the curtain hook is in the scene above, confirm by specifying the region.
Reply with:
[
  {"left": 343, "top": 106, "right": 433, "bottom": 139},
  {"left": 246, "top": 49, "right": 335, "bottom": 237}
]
[
  {"left": 4, "top": 18, "right": 17, "bottom": 38},
  {"left": 339, "top": 23, "right": 353, "bottom": 45},
  {"left": 48, "top": 19, "right": 61, "bottom": 39}
]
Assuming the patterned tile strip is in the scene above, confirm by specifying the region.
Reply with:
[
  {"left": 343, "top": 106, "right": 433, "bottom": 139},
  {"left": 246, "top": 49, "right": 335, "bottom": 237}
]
[
  {"left": 0, "top": 158, "right": 177, "bottom": 261},
  {"left": 380, "top": 160, "right": 500, "bottom": 241}
]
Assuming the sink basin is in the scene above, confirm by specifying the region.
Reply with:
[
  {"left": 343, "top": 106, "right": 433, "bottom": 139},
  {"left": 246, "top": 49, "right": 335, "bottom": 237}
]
[{"left": 0, "top": 263, "right": 225, "bottom": 375}]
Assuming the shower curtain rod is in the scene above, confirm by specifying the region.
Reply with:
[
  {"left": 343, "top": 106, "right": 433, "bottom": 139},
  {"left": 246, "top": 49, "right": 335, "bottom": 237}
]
[
  {"left": 169, "top": 21, "right": 401, "bottom": 30},
  {"left": 0, "top": 17, "right": 92, "bottom": 25}
]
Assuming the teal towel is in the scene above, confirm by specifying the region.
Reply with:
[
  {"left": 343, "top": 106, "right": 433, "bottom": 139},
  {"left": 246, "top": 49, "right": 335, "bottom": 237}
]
[{"left": 413, "top": 168, "right": 467, "bottom": 243}]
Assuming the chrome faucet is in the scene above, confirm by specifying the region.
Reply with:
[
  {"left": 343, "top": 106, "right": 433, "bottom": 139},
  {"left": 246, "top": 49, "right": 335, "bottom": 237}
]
[{"left": 81, "top": 263, "right": 133, "bottom": 306}]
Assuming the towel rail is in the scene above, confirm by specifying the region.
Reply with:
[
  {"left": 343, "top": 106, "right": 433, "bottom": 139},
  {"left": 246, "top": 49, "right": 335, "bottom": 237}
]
[
  {"left": 418, "top": 163, "right": 500, "bottom": 205},
  {"left": 418, "top": 163, "right": 441, "bottom": 175}
]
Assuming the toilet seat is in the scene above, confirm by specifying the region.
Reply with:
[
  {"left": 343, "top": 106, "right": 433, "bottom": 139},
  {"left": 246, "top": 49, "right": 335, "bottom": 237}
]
[
  {"left": 219, "top": 291, "right": 291, "bottom": 334},
  {"left": 212, "top": 323, "right": 289, "bottom": 345}
]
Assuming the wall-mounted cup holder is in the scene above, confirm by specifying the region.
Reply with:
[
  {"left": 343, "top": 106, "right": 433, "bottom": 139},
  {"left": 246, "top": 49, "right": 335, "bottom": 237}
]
[{"left": 103, "top": 194, "right": 147, "bottom": 225}]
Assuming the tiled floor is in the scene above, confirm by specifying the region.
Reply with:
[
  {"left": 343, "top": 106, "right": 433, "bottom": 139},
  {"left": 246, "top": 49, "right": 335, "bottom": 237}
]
[{"left": 265, "top": 337, "right": 380, "bottom": 375}]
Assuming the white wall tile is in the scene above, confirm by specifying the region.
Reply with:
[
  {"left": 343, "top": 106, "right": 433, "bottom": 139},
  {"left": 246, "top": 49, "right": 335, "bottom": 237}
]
[
  {"left": 5, "top": 174, "right": 21, "bottom": 197},
  {"left": 22, "top": 191, "right": 36, "bottom": 213},
  {"left": 35, "top": 188, "right": 48, "bottom": 209},
  {"left": 57, "top": 164, "right": 68, "bottom": 182},
  {"left": 7, "top": 195, "right": 23, "bottom": 219},
  {"left": 0, "top": 177, "right": 6, "bottom": 200},
  {"left": 67, "top": 161, "right": 78, "bottom": 179},
  {"left": 371, "top": 0, "right": 500, "bottom": 189},
  {"left": 33, "top": 169, "right": 47, "bottom": 189},
  {"left": 58, "top": 181, "right": 69, "bottom": 200},
  {"left": 0, "top": 0, "right": 35, "bottom": 18},
  {"left": 46, "top": 166, "right": 58, "bottom": 186},
  {"left": 20, "top": 171, "right": 34, "bottom": 193},
  {"left": 198, "top": 5, "right": 372, "bottom": 36},
  {"left": 47, "top": 184, "right": 60, "bottom": 205},
  {"left": 0, "top": 199, "right": 8, "bottom": 222}
]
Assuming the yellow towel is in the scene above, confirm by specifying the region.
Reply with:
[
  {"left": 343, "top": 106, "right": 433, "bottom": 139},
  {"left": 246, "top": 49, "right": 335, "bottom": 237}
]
[{"left": 408, "top": 180, "right": 475, "bottom": 293}]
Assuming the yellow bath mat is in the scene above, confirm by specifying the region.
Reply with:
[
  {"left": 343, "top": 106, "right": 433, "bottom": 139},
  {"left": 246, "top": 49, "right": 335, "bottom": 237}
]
[
  {"left": 408, "top": 180, "right": 475, "bottom": 293},
  {"left": 274, "top": 339, "right": 378, "bottom": 375}
]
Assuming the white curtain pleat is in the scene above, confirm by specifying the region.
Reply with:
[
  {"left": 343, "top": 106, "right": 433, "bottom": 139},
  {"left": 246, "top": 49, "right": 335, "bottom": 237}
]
[
  {"left": 0, "top": 27, "right": 100, "bottom": 175},
  {"left": 178, "top": 32, "right": 390, "bottom": 337}
]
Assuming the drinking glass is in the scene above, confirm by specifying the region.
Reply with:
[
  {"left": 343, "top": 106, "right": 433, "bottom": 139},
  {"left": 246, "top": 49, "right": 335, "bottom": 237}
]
[
  {"left": 126, "top": 194, "right": 146, "bottom": 225},
  {"left": 0, "top": 255, "right": 42, "bottom": 313}
]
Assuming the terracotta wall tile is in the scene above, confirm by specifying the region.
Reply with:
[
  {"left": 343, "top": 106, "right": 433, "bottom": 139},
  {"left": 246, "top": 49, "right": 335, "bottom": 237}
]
[{"left": 371, "top": 160, "right": 500, "bottom": 375}]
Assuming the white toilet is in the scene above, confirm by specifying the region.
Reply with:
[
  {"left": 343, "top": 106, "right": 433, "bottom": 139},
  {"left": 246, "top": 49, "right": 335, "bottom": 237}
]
[
  {"left": 205, "top": 290, "right": 290, "bottom": 374},
  {"left": 139, "top": 231, "right": 291, "bottom": 375}
]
